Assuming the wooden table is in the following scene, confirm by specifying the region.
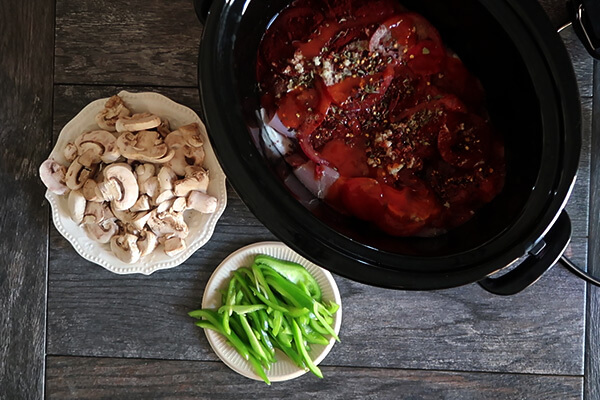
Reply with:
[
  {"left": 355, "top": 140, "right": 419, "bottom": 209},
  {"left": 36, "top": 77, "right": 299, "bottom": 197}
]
[{"left": 1, "top": 0, "right": 598, "bottom": 398}]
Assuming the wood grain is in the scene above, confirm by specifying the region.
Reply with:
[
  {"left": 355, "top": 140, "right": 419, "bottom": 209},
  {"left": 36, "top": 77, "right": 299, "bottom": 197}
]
[
  {"left": 0, "top": 0, "right": 54, "bottom": 399},
  {"left": 46, "top": 356, "right": 583, "bottom": 400},
  {"left": 55, "top": 0, "right": 202, "bottom": 86},
  {"left": 584, "top": 60, "right": 599, "bottom": 400}
]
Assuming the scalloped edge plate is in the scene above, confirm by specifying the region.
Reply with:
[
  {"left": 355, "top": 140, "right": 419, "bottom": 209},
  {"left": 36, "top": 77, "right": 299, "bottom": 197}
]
[
  {"left": 201, "top": 241, "right": 342, "bottom": 382},
  {"left": 45, "top": 90, "right": 227, "bottom": 275}
]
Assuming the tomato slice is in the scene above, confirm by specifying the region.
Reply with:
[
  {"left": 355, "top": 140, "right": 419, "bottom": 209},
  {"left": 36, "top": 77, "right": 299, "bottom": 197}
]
[
  {"left": 432, "top": 54, "right": 485, "bottom": 109},
  {"left": 319, "top": 139, "right": 369, "bottom": 177},
  {"left": 406, "top": 40, "right": 445, "bottom": 76},
  {"left": 437, "top": 112, "right": 491, "bottom": 169},
  {"left": 375, "top": 183, "right": 440, "bottom": 236},
  {"left": 340, "top": 177, "right": 385, "bottom": 221},
  {"left": 327, "top": 63, "right": 395, "bottom": 110}
]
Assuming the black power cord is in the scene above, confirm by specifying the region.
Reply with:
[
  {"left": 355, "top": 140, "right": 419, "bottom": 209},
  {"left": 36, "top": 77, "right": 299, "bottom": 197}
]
[{"left": 559, "top": 255, "right": 600, "bottom": 286}]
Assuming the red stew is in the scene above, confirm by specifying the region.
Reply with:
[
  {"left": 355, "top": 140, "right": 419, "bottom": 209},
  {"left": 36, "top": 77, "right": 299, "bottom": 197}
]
[{"left": 257, "top": 0, "right": 505, "bottom": 237}]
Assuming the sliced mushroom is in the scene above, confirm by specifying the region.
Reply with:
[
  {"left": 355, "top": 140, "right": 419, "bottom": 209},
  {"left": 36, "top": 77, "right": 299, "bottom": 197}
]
[
  {"left": 110, "top": 203, "right": 137, "bottom": 224},
  {"left": 164, "top": 237, "right": 186, "bottom": 257},
  {"left": 172, "top": 197, "right": 187, "bottom": 213},
  {"left": 157, "top": 166, "right": 177, "bottom": 192},
  {"left": 84, "top": 219, "right": 118, "bottom": 243},
  {"left": 166, "top": 146, "right": 205, "bottom": 176},
  {"left": 116, "top": 130, "right": 174, "bottom": 163},
  {"left": 82, "top": 201, "right": 111, "bottom": 225},
  {"left": 82, "top": 178, "right": 103, "bottom": 202},
  {"left": 115, "top": 113, "right": 161, "bottom": 133},
  {"left": 138, "top": 230, "right": 158, "bottom": 257},
  {"left": 147, "top": 210, "right": 189, "bottom": 239},
  {"left": 155, "top": 189, "right": 175, "bottom": 205},
  {"left": 135, "top": 163, "right": 156, "bottom": 187},
  {"left": 130, "top": 194, "right": 151, "bottom": 212},
  {"left": 67, "top": 190, "right": 87, "bottom": 224},
  {"left": 173, "top": 167, "right": 209, "bottom": 196},
  {"left": 156, "top": 198, "right": 175, "bottom": 214},
  {"left": 39, "top": 159, "right": 69, "bottom": 195},
  {"left": 99, "top": 163, "right": 139, "bottom": 210},
  {"left": 65, "top": 158, "right": 96, "bottom": 190},
  {"left": 63, "top": 143, "right": 78, "bottom": 163},
  {"left": 75, "top": 130, "right": 120, "bottom": 163},
  {"left": 96, "top": 95, "right": 131, "bottom": 132},
  {"left": 110, "top": 233, "right": 141, "bottom": 264},
  {"left": 187, "top": 191, "right": 218, "bottom": 214},
  {"left": 131, "top": 211, "right": 152, "bottom": 231},
  {"left": 140, "top": 176, "right": 159, "bottom": 201},
  {"left": 78, "top": 147, "right": 102, "bottom": 167},
  {"left": 179, "top": 123, "right": 204, "bottom": 148},
  {"left": 156, "top": 118, "right": 171, "bottom": 138}
]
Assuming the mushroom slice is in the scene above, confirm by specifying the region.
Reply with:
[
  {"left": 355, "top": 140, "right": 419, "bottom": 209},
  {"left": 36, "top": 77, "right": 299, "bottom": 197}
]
[
  {"left": 100, "top": 163, "right": 139, "bottom": 210},
  {"left": 115, "top": 113, "right": 161, "bottom": 133},
  {"left": 82, "top": 179, "right": 103, "bottom": 202},
  {"left": 173, "top": 167, "right": 209, "bottom": 197},
  {"left": 140, "top": 176, "right": 159, "bottom": 202},
  {"left": 110, "top": 233, "right": 141, "bottom": 264},
  {"left": 166, "top": 146, "right": 205, "bottom": 176},
  {"left": 156, "top": 198, "right": 175, "bottom": 214},
  {"left": 137, "top": 230, "right": 158, "bottom": 257},
  {"left": 65, "top": 157, "right": 96, "bottom": 190},
  {"left": 164, "top": 237, "right": 186, "bottom": 257},
  {"left": 68, "top": 190, "right": 87, "bottom": 224},
  {"left": 187, "top": 191, "right": 218, "bottom": 214},
  {"left": 39, "top": 159, "right": 69, "bottom": 195},
  {"left": 64, "top": 143, "right": 78, "bottom": 163},
  {"left": 156, "top": 118, "right": 171, "bottom": 138},
  {"left": 135, "top": 163, "right": 156, "bottom": 187},
  {"left": 116, "top": 130, "right": 174, "bottom": 164},
  {"left": 96, "top": 95, "right": 130, "bottom": 132},
  {"left": 164, "top": 130, "right": 187, "bottom": 150},
  {"left": 131, "top": 211, "right": 152, "bottom": 231},
  {"left": 130, "top": 194, "right": 151, "bottom": 212},
  {"left": 179, "top": 123, "right": 204, "bottom": 148},
  {"left": 147, "top": 210, "right": 189, "bottom": 239},
  {"left": 82, "top": 201, "right": 112, "bottom": 224},
  {"left": 155, "top": 189, "right": 175, "bottom": 205},
  {"left": 78, "top": 146, "right": 103, "bottom": 167},
  {"left": 157, "top": 166, "right": 177, "bottom": 192},
  {"left": 171, "top": 197, "right": 187, "bottom": 213},
  {"left": 110, "top": 203, "right": 138, "bottom": 224},
  {"left": 75, "top": 130, "right": 120, "bottom": 163},
  {"left": 84, "top": 219, "right": 118, "bottom": 244}
]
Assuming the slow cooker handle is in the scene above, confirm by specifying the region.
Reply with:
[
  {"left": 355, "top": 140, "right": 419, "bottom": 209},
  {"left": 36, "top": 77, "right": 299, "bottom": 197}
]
[
  {"left": 193, "top": 0, "right": 213, "bottom": 24},
  {"left": 478, "top": 211, "right": 571, "bottom": 296},
  {"left": 567, "top": 0, "right": 600, "bottom": 59}
]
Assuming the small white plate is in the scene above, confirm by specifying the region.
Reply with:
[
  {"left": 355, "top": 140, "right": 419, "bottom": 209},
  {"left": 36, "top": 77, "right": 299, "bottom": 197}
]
[
  {"left": 201, "top": 241, "right": 342, "bottom": 382},
  {"left": 45, "top": 90, "right": 227, "bottom": 275}
]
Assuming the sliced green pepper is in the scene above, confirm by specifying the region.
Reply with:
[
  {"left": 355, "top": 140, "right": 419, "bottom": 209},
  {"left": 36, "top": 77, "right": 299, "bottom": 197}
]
[{"left": 254, "top": 254, "right": 322, "bottom": 301}]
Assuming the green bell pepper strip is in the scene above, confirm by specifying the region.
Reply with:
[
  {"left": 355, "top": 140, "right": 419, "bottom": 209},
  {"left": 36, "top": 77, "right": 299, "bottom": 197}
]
[
  {"left": 249, "top": 287, "right": 289, "bottom": 313},
  {"left": 218, "top": 304, "right": 267, "bottom": 315},
  {"left": 232, "top": 272, "right": 259, "bottom": 303},
  {"left": 270, "top": 334, "right": 305, "bottom": 369},
  {"left": 251, "top": 263, "right": 278, "bottom": 301},
  {"left": 300, "top": 321, "right": 330, "bottom": 345},
  {"left": 247, "top": 353, "right": 271, "bottom": 385},
  {"left": 264, "top": 273, "right": 315, "bottom": 310},
  {"left": 254, "top": 254, "right": 322, "bottom": 301},
  {"left": 221, "top": 278, "right": 237, "bottom": 335},
  {"left": 312, "top": 302, "right": 340, "bottom": 342},
  {"left": 270, "top": 310, "right": 283, "bottom": 337},
  {"left": 291, "top": 319, "right": 323, "bottom": 379},
  {"left": 238, "top": 314, "right": 269, "bottom": 362},
  {"left": 190, "top": 312, "right": 251, "bottom": 361}
]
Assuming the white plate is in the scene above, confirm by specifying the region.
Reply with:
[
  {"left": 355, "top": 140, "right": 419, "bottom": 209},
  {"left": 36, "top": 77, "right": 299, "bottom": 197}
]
[
  {"left": 45, "top": 90, "right": 227, "bottom": 275},
  {"left": 201, "top": 241, "right": 342, "bottom": 382}
]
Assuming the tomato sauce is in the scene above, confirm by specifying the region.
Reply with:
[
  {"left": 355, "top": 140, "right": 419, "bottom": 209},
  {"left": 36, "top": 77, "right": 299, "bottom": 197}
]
[{"left": 257, "top": 0, "right": 505, "bottom": 236}]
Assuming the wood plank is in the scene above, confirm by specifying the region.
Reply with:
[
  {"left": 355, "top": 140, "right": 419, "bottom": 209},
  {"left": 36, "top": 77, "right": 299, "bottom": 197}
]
[
  {"left": 0, "top": 0, "right": 54, "bottom": 399},
  {"left": 46, "top": 356, "right": 583, "bottom": 400},
  {"left": 55, "top": 0, "right": 202, "bottom": 86},
  {"left": 47, "top": 218, "right": 587, "bottom": 375},
  {"left": 584, "top": 60, "right": 599, "bottom": 400},
  {"left": 566, "top": 97, "right": 592, "bottom": 238}
]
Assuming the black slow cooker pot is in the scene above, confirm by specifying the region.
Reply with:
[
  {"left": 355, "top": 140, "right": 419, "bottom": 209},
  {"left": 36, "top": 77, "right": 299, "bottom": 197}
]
[{"left": 193, "top": 0, "right": 599, "bottom": 294}]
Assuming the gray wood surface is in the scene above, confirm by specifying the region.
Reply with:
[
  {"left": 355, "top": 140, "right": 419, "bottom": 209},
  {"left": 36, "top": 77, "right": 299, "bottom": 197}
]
[
  {"left": 585, "top": 61, "right": 599, "bottom": 400},
  {"left": 45, "top": 356, "right": 583, "bottom": 400},
  {"left": 0, "top": 0, "right": 54, "bottom": 399},
  {"left": 0, "top": 0, "right": 595, "bottom": 398}
]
